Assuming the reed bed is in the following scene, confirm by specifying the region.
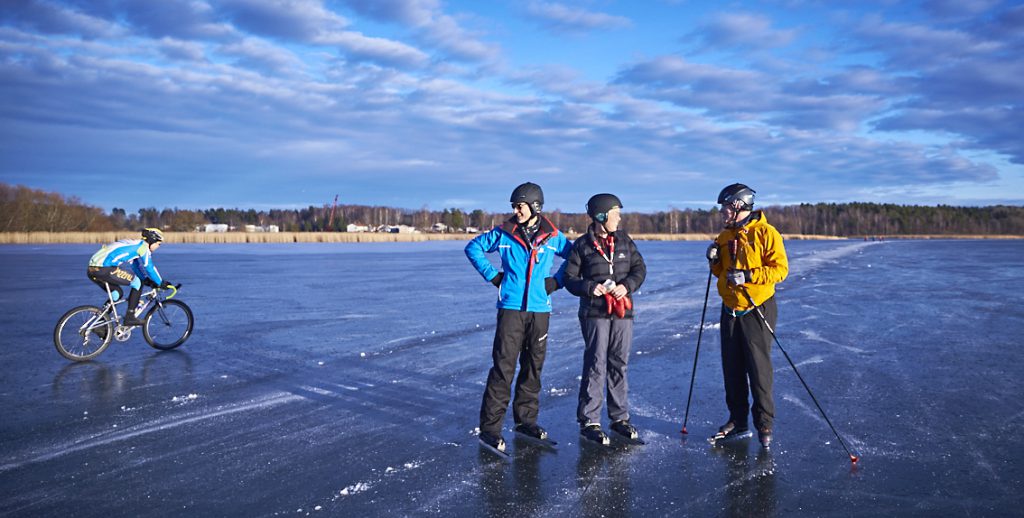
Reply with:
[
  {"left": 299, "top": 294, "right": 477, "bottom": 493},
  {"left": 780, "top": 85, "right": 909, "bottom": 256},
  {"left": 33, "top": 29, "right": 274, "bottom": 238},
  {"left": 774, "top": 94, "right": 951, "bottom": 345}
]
[
  {"left": 0, "top": 231, "right": 478, "bottom": 244},
  {"left": 2, "top": 232, "right": 1015, "bottom": 245}
]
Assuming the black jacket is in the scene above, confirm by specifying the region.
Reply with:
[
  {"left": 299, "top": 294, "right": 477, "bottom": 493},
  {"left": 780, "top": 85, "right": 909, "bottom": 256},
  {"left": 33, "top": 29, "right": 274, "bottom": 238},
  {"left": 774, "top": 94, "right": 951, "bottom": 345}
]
[{"left": 563, "top": 226, "right": 646, "bottom": 319}]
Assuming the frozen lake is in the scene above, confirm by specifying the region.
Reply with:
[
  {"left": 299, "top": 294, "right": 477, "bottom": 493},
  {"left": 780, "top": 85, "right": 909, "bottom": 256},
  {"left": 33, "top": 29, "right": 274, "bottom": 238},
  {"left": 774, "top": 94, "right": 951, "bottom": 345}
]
[{"left": 1, "top": 239, "right": 1023, "bottom": 516}]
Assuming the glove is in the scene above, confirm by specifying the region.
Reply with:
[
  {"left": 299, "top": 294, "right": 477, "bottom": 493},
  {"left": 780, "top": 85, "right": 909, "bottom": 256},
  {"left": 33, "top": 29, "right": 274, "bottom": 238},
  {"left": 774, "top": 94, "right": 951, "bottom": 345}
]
[
  {"left": 604, "top": 294, "right": 633, "bottom": 318},
  {"left": 143, "top": 278, "right": 159, "bottom": 288},
  {"left": 706, "top": 242, "right": 719, "bottom": 263},
  {"left": 545, "top": 277, "right": 558, "bottom": 295},
  {"left": 490, "top": 271, "right": 504, "bottom": 287},
  {"left": 726, "top": 269, "right": 750, "bottom": 286},
  {"left": 617, "top": 295, "right": 632, "bottom": 318},
  {"left": 159, "top": 280, "right": 173, "bottom": 289}
]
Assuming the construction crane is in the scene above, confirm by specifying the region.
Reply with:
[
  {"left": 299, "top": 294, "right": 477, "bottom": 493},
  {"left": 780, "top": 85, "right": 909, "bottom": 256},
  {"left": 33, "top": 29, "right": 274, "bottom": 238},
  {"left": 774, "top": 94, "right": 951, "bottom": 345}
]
[{"left": 326, "top": 194, "right": 338, "bottom": 231}]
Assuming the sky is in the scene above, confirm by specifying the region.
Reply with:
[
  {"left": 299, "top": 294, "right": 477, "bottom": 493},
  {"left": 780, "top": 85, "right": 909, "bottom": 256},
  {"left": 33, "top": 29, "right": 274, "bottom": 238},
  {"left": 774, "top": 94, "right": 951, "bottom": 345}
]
[{"left": 1, "top": 0, "right": 1022, "bottom": 214}]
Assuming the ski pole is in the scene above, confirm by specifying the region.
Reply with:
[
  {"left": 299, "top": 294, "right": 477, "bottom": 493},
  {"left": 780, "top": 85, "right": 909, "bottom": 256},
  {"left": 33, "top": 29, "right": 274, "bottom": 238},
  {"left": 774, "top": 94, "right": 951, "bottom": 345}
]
[
  {"left": 739, "top": 287, "right": 859, "bottom": 464},
  {"left": 680, "top": 268, "right": 713, "bottom": 434}
]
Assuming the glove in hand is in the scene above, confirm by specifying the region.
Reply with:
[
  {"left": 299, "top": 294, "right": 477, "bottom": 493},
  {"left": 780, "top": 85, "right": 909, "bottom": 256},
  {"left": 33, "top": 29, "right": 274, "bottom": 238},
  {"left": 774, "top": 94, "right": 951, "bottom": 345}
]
[
  {"left": 545, "top": 277, "right": 558, "bottom": 295},
  {"left": 706, "top": 243, "right": 719, "bottom": 262},
  {"left": 726, "top": 269, "right": 750, "bottom": 286}
]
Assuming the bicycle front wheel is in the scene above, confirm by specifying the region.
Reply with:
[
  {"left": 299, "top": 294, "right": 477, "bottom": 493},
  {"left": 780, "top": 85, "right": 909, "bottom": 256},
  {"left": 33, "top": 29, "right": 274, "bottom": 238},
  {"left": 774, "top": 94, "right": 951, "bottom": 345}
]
[
  {"left": 54, "top": 305, "right": 114, "bottom": 361},
  {"left": 143, "top": 300, "right": 194, "bottom": 350}
]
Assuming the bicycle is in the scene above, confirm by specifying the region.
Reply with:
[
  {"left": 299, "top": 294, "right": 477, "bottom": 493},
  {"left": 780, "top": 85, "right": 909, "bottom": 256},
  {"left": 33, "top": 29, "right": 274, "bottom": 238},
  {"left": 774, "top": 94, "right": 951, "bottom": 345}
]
[{"left": 54, "top": 283, "right": 194, "bottom": 361}]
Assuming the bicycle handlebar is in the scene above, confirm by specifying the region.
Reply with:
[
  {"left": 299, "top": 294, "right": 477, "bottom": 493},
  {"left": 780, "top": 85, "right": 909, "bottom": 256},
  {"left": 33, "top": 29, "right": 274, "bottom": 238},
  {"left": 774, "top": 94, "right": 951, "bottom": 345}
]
[{"left": 164, "top": 283, "right": 181, "bottom": 299}]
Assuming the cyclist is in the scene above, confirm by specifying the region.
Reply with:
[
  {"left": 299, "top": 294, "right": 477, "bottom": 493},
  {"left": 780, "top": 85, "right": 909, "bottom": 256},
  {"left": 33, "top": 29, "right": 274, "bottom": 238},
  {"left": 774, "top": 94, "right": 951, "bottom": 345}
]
[{"left": 87, "top": 228, "right": 171, "bottom": 326}]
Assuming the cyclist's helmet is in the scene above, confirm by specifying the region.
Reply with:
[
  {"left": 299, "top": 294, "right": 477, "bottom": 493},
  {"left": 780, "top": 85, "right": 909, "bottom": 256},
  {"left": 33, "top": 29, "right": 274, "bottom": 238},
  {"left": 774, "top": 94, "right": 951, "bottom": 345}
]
[
  {"left": 142, "top": 228, "right": 164, "bottom": 245},
  {"left": 586, "top": 193, "right": 623, "bottom": 223},
  {"left": 717, "top": 183, "right": 756, "bottom": 210},
  {"left": 510, "top": 182, "right": 544, "bottom": 216}
]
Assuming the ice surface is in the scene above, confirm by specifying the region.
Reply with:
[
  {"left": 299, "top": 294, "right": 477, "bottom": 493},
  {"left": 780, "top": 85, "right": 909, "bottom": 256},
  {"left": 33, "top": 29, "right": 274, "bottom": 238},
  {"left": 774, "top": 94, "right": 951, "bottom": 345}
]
[{"left": 1, "top": 239, "right": 1023, "bottom": 516}]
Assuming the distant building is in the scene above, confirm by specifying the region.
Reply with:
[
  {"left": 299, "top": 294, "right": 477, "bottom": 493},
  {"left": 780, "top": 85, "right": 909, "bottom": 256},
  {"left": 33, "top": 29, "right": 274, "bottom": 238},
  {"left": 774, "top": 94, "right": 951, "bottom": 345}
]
[
  {"left": 347, "top": 223, "right": 370, "bottom": 233},
  {"left": 465, "top": 226, "right": 479, "bottom": 233},
  {"left": 431, "top": 222, "right": 448, "bottom": 233},
  {"left": 201, "top": 224, "right": 229, "bottom": 233},
  {"left": 379, "top": 224, "right": 416, "bottom": 234},
  {"left": 243, "top": 225, "right": 279, "bottom": 232}
]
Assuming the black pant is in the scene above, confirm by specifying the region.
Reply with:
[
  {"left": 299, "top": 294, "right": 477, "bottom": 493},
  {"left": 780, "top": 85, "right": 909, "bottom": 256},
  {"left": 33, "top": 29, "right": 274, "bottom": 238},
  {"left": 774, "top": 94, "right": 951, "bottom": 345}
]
[
  {"left": 87, "top": 266, "right": 134, "bottom": 301},
  {"left": 479, "top": 309, "right": 550, "bottom": 434},
  {"left": 720, "top": 297, "right": 777, "bottom": 431}
]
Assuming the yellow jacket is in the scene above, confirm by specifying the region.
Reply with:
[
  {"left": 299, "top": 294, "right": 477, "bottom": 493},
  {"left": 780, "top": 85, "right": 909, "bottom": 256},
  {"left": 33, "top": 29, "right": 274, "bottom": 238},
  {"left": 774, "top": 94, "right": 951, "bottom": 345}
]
[{"left": 711, "top": 211, "right": 788, "bottom": 311}]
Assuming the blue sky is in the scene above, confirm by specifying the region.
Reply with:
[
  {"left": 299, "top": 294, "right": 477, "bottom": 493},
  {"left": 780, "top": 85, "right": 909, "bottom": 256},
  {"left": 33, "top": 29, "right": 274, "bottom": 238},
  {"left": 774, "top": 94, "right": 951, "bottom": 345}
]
[{"left": 1, "top": 0, "right": 1022, "bottom": 214}]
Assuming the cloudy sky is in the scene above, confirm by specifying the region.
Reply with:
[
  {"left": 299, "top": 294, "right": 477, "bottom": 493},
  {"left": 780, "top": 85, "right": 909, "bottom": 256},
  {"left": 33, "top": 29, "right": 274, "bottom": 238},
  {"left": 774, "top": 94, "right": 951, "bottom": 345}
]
[{"left": 1, "top": 0, "right": 1022, "bottom": 213}]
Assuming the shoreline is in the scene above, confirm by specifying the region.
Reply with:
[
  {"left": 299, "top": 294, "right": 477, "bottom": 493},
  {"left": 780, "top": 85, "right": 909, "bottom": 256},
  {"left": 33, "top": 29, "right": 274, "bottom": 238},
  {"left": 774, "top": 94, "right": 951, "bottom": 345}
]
[{"left": 0, "top": 231, "right": 1019, "bottom": 244}]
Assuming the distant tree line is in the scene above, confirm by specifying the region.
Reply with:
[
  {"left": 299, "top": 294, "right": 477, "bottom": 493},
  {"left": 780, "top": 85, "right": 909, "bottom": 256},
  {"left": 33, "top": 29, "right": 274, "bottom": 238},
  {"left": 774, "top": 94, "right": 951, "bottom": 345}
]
[{"left": 1, "top": 182, "right": 1022, "bottom": 236}]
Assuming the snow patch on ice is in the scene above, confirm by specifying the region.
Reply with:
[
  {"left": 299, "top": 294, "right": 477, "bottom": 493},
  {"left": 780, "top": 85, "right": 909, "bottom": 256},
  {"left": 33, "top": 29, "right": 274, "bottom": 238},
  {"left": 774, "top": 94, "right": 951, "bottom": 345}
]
[
  {"left": 789, "top": 241, "right": 879, "bottom": 277},
  {"left": 171, "top": 393, "right": 199, "bottom": 403},
  {"left": 548, "top": 387, "right": 571, "bottom": 396},
  {"left": 339, "top": 481, "right": 371, "bottom": 496},
  {"left": 0, "top": 392, "right": 303, "bottom": 473},
  {"left": 337, "top": 479, "right": 370, "bottom": 495},
  {"left": 800, "top": 329, "right": 867, "bottom": 354},
  {"left": 775, "top": 355, "right": 824, "bottom": 373},
  {"left": 384, "top": 461, "right": 423, "bottom": 475},
  {"left": 300, "top": 385, "right": 333, "bottom": 396}
]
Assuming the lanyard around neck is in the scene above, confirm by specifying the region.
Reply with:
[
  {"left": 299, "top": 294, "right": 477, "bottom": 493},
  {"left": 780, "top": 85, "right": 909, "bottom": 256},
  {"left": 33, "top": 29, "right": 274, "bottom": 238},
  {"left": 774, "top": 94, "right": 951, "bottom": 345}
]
[{"left": 593, "top": 235, "right": 615, "bottom": 275}]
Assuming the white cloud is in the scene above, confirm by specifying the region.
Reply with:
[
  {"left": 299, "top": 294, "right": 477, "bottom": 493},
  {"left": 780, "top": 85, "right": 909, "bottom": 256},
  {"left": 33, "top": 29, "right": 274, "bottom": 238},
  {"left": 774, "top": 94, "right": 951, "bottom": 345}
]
[
  {"left": 338, "top": 0, "right": 499, "bottom": 62},
  {"left": 1, "top": 0, "right": 123, "bottom": 38},
  {"left": 159, "top": 37, "right": 206, "bottom": 62},
  {"left": 316, "top": 30, "right": 430, "bottom": 68},
  {"left": 689, "top": 11, "right": 798, "bottom": 50},
  {"left": 218, "top": 0, "right": 349, "bottom": 41},
  {"left": 219, "top": 37, "right": 306, "bottom": 75},
  {"left": 524, "top": 2, "right": 632, "bottom": 33}
]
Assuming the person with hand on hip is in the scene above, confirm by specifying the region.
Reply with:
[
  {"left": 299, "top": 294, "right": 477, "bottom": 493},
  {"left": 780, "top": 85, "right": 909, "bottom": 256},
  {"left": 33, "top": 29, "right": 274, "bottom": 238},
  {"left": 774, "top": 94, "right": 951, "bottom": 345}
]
[{"left": 465, "top": 182, "right": 573, "bottom": 454}]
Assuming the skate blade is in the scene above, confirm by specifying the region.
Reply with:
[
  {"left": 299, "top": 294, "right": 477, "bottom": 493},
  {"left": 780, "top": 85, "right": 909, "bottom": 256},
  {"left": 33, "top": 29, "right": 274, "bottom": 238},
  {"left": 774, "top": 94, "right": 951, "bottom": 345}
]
[
  {"left": 514, "top": 431, "right": 559, "bottom": 450},
  {"left": 612, "top": 433, "right": 646, "bottom": 446},
  {"left": 708, "top": 430, "right": 753, "bottom": 446},
  {"left": 479, "top": 439, "right": 511, "bottom": 461},
  {"left": 579, "top": 435, "right": 612, "bottom": 448}
]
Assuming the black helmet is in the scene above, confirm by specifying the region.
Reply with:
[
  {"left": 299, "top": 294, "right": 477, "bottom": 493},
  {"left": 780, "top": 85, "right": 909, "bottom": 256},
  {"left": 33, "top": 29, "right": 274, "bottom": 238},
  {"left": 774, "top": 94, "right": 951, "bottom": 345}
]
[
  {"left": 141, "top": 227, "right": 164, "bottom": 244},
  {"left": 510, "top": 182, "right": 544, "bottom": 215},
  {"left": 717, "top": 183, "right": 755, "bottom": 210},
  {"left": 586, "top": 193, "right": 623, "bottom": 223}
]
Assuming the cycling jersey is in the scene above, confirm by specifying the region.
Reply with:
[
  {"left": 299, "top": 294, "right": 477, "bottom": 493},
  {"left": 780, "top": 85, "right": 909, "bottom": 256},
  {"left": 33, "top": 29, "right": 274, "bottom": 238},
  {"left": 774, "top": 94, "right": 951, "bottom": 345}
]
[{"left": 88, "top": 239, "right": 164, "bottom": 285}]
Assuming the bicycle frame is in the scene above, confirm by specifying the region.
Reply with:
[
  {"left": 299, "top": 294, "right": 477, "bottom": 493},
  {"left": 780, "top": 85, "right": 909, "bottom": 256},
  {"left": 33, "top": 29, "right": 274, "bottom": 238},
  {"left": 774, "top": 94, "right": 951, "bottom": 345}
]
[{"left": 84, "top": 283, "right": 175, "bottom": 333}]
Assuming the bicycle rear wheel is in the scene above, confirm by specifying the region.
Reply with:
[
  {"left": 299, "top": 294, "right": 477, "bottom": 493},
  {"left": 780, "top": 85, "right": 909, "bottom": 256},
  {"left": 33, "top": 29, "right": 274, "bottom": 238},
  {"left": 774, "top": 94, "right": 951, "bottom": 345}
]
[
  {"left": 54, "top": 305, "right": 114, "bottom": 361},
  {"left": 143, "top": 300, "right": 194, "bottom": 350}
]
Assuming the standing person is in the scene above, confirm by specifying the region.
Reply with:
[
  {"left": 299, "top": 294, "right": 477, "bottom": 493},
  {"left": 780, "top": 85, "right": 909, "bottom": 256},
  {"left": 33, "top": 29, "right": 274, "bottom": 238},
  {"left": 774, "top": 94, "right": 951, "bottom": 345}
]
[
  {"left": 706, "top": 183, "right": 788, "bottom": 448},
  {"left": 563, "top": 194, "right": 646, "bottom": 445},
  {"left": 87, "top": 228, "right": 172, "bottom": 326},
  {"left": 465, "top": 182, "right": 573, "bottom": 454}
]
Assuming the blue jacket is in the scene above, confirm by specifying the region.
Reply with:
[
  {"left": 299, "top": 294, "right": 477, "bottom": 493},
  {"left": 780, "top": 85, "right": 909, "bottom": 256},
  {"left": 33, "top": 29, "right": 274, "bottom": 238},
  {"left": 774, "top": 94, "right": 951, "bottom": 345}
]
[
  {"left": 89, "top": 239, "right": 164, "bottom": 285},
  {"left": 466, "top": 216, "right": 572, "bottom": 313}
]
